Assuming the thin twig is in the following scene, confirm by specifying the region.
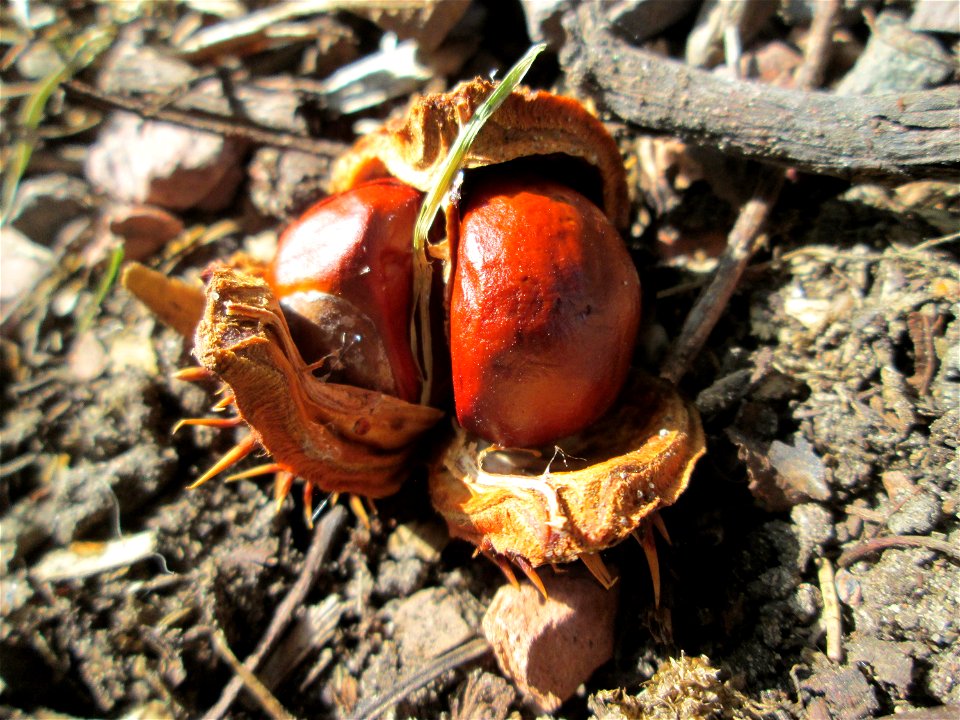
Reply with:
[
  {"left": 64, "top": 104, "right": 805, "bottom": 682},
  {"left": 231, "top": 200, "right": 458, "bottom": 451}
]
[
  {"left": 660, "top": 165, "right": 784, "bottom": 383},
  {"left": 207, "top": 626, "right": 297, "bottom": 720},
  {"left": 352, "top": 636, "right": 492, "bottom": 720},
  {"left": 793, "top": 0, "right": 841, "bottom": 91},
  {"left": 836, "top": 534, "right": 960, "bottom": 568},
  {"left": 659, "top": 0, "right": 845, "bottom": 383},
  {"left": 201, "top": 504, "right": 348, "bottom": 720},
  {"left": 816, "top": 558, "right": 843, "bottom": 663},
  {"left": 63, "top": 79, "right": 347, "bottom": 157}
]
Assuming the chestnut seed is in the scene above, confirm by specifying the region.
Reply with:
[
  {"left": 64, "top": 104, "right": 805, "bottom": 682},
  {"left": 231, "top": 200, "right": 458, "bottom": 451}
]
[
  {"left": 450, "top": 176, "right": 641, "bottom": 447},
  {"left": 269, "top": 179, "right": 422, "bottom": 403}
]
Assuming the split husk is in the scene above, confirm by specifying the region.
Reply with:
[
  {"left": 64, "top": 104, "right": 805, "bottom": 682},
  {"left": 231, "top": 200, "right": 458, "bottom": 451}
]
[
  {"left": 329, "top": 78, "right": 705, "bottom": 570},
  {"left": 194, "top": 265, "right": 443, "bottom": 498},
  {"left": 429, "top": 374, "right": 705, "bottom": 568}
]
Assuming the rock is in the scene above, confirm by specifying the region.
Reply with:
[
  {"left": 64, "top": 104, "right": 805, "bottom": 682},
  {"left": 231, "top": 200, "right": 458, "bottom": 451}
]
[
  {"left": 528, "top": 0, "right": 697, "bottom": 50},
  {"left": 801, "top": 661, "right": 880, "bottom": 720},
  {"left": 729, "top": 430, "right": 831, "bottom": 512},
  {"left": 450, "top": 669, "right": 515, "bottom": 720},
  {"left": 13, "top": 39, "right": 62, "bottom": 79},
  {"left": 85, "top": 111, "right": 245, "bottom": 212},
  {"left": 67, "top": 331, "right": 110, "bottom": 382},
  {"left": 104, "top": 203, "right": 184, "bottom": 261},
  {"left": 836, "top": 11, "right": 953, "bottom": 95},
  {"left": 0, "top": 226, "right": 53, "bottom": 318},
  {"left": 96, "top": 33, "right": 197, "bottom": 97},
  {"left": 791, "top": 503, "right": 835, "bottom": 570},
  {"left": 389, "top": 586, "right": 476, "bottom": 661},
  {"left": 778, "top": 0, "right": 870, "bottom": 26},
  {"left": 386, "top": 520, "right": 446, "bottom": 563},
  {"left": 247, "top": 148, "right": 331, "bottom": 219},
  {"left": 354, "top": 0, "right": 471, "bottom": 54},
  {"left": 608, "top": 0, "right": 699, "bottom": 45},
  {"left": 847, "top": 635, "right": 917, "bottom": 694},
  {"left": 376, "top": 519, "right": 448, "bottom": 597},
  {"left": 748, "top": 40, "right": 803, "bottom": 87},
  {"left": 520, "top": 0, "right": 575, "bottom": 48},
  {"left": 789, "top": 582, "right": 821, "bottom": 623},
  {"left": 482, "top": 570, "right": 617, "bottom": 713},
  {"left": 909, "top": 0, "right": 960, "bottom": 35},
  {"left": 8, "top": 173, "right": 90, "bottom": 245},
  {"left": 887, "top": 491, "right": 943, "bottom": 535}
]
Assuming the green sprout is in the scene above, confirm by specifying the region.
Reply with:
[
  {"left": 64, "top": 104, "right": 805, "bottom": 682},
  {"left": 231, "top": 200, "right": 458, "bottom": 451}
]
[{"left": 410, "top": 42, "right": 547, "bottom": 404}]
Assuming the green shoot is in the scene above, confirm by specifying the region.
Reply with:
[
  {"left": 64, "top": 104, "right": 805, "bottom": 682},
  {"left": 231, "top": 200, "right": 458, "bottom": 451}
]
[
  {"left": 410, "top": 42, "right": 547, "bottom": 405},
  {"left": 2, "top": 26, "right": 113, "bottom": 225},
  {"left": 76, "top": 244, "right": 124, "bottom": 335}
]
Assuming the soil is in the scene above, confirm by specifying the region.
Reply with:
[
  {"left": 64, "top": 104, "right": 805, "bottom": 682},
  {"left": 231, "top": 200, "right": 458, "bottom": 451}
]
[{"left": 1, "top": 3, "right": 957, "bottom": 720}]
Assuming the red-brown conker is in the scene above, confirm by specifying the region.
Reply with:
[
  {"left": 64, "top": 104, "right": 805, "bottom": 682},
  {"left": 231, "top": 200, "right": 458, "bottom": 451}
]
[
  {"left": 450, "top": 176, "right": 641, "bottom": 447},
  {"left": 268, "top": 179, "right": 422, "bottom": 403}
]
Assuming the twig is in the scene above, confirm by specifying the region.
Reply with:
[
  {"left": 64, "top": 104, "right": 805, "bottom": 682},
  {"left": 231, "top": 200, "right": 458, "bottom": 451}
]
[
  {"left": 201, "top": 504, "right": 348, "bottom": 720},
  {"left": 352, "top": 636, "right": 492, "bottom": 720},
  {"left": 793, "top": 0, "right": 841, "bottom": 91},
  {"left": 660, "top": 165, "right": 783, "bottom": 382},
  {"left": 836, "top": 534, "right": 960, "bottom": 568},
  {"left": 816, "top": 558, "right": 843, "bottom": 663},
  {"left": 62, "top": 79, "right": 347, "bottom": 157},
  {"left": 563, "top": 6, "right": 960, "bottom": 182},
  {"left": 207, "top": 626, "right": 297, "bottom": 720},
  {"left": 658, "top": 0, "right": 842, "bottom": 383}
]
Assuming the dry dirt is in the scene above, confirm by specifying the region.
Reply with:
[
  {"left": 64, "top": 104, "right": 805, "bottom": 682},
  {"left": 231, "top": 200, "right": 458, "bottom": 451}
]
[{"left": 1, "top": 2, "right": 958, "bottom": 719}]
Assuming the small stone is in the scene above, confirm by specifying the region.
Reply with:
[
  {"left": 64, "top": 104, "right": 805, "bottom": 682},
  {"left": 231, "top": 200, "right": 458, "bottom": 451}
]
[
  {"left": 836, "top": 11, "right": 953, "bottom": 95},
  {"left": 8, "top": 173, "right": 89, "bottom": 245},
  {"left": 800, "top": 662, "right": 880, "bottom": 720},
  {"left": 0, "top": 226, "right": 53, "bottom": 317},
  {"left": 834, "top": 568, "right": 863, "bottom": 607},
  {"left": 769, "top": 437, "right": 831, "bottom": 501},
  {"left": 909, "top": 0, "right": 960, "bottom": 35},
  {"left": 791, "top": 503, "right": 835, "bottom": 570},
  {"left": 847, "top": 635, "right": 917, "bottom": 693},
  {"left": 482, "top": 570, "right": 617, "bottom": 713},
  {"left": 450, "top": 669, "right": 515, "bottom": 720},
  {"left": 67, "top": 331, "right": 110, "bottom": 382},
  {"left": 105, "top": 204, "right": 184, "bottom": 261},
  {"left": 887, "top": 491, "right": 942, "bottom": 535},
  {"left": 789, "top": 582, "right": 821, "bottom": 623},
  {"left": 85, "top": 112, "right": 245, "bottom": 212},
  {"left": 248, "top": 148, "right": 332, "bottom": 219},
  {"left": 386, "top": 521, "right": 446, "bottom": 563},
  {"left": 608, "top": 0, "right": 699, "bottom": 45},
  {"left": 97, "top": 33, "right": 197, "bottom": 97},
  {"left": 389, "top": 587, "right": 476, "bottom": 662},
  {"left": 729, "top": 430, "right": 830, "bottom": 512},
  {"left": 748, "top": 40, "right": 803, "bottom": 87},
  {"left": 520, "top": 0, "right": 575, "bottom": 48},
  {"left": 14, "top": 39, "right": 62, "bottom": 79}
]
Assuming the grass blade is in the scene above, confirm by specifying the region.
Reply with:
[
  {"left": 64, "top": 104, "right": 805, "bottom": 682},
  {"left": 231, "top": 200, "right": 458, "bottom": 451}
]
[{"left": 410, "top": 43, "right": 547, "bottom": 404}]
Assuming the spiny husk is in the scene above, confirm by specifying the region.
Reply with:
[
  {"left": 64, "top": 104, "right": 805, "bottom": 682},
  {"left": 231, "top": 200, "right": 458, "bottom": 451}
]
[
  {"left": 330, "top": 78, "right": 630, "bottom": 228},
  {"left": 194, "top": 264, "right": 442, "bottom": 498},
  {"left": 429, "top": 374, "right": 705, "bottom": 566}
]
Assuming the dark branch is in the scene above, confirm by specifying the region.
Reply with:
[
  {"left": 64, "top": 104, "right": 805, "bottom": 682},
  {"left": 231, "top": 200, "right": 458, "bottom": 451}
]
[{"left": 562, "top": 6, "right": 960, "bottom": 182}]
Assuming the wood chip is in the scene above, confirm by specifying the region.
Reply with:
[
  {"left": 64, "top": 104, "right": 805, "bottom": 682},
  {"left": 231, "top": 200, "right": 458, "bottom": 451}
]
[{"left": 32, "top": 531, "right": 158, "bottom": 582}]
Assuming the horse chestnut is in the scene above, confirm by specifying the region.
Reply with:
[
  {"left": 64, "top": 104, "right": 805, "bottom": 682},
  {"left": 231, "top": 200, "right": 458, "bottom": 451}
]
[
  {"left": 450, "top": 176, "right": 641, "bottom": 447},
  {"left": 124, "top": 78, "right": 703, "bottom": 566},
  {"left": 268, "top": 179, "right": 422, "bottom": 403}
]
